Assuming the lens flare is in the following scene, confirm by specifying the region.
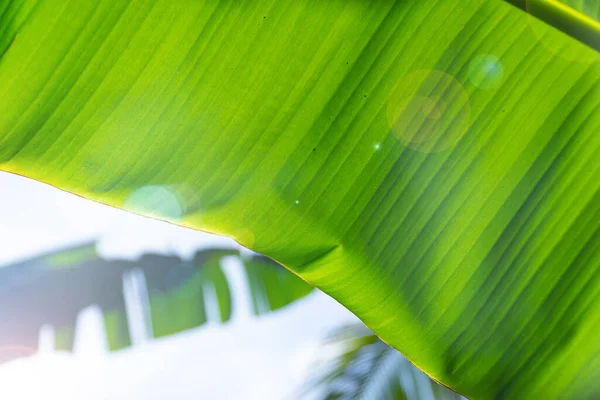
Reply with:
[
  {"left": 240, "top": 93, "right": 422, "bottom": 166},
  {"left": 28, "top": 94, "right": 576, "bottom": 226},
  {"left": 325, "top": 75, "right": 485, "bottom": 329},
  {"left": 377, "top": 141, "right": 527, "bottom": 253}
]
[
  {"left": 387, "top": 70, "right": 470, "bottom": 153},
  {"left": 0, "top": 345, "right": 37, "bottom": 363},
  {"left": 468, "top": 54, "right": 504, "bottom": 90},
  {"left": 125, "top": 185, "right": 186, "bottom": 222}
]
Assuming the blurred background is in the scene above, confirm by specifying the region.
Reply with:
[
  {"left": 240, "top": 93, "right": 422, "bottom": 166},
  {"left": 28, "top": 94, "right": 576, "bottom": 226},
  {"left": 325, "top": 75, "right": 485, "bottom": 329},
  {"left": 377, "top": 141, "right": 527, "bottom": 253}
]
[{"left": 0, "top": 171, "right": 462, "bottom": 399}]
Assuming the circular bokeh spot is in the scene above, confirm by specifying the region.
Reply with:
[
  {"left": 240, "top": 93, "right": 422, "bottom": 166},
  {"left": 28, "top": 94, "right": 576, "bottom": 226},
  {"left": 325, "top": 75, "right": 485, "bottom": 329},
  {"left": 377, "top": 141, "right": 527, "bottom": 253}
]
[
  {"left": 387, "top": 70, "right": 470, "bottom": 153},
  {"left": 125, "top": 185, "right": 186, "bottom": 222},
  {"left": 468, "top": 54, "right": 504, "bottom": 90}
]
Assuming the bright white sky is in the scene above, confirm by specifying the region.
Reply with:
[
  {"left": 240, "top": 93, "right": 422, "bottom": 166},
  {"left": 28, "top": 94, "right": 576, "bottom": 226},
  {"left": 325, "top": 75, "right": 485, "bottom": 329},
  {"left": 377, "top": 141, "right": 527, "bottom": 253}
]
[{"left": 0, "top": 171, "right": 356, "bottom": 399}]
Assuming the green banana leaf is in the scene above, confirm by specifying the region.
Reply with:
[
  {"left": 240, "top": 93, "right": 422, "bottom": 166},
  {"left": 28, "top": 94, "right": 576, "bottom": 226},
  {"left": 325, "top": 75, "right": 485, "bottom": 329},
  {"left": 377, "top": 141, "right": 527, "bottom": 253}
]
[
  {"left": 0, "top": 243, "right": 312, "bottom": 360},
  {"left": 1, "top": 0, "right": 599, "bottom": 398}
]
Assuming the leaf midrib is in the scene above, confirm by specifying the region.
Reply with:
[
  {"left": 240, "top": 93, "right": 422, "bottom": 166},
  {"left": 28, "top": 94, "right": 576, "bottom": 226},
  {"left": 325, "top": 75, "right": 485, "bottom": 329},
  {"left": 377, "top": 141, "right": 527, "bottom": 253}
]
[{"left": 507, "top": 0, "right": 600, "bottom": 52}]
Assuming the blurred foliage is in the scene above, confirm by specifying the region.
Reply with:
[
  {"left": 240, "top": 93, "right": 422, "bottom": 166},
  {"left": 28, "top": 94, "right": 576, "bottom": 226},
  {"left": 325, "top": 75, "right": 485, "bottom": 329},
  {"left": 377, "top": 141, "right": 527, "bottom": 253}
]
[
  {"left": 0, "top": 242, "right": 313, "bottom": 361},
  {"left": 304, "top": 324, "right": 464, "bottom": 400}
]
